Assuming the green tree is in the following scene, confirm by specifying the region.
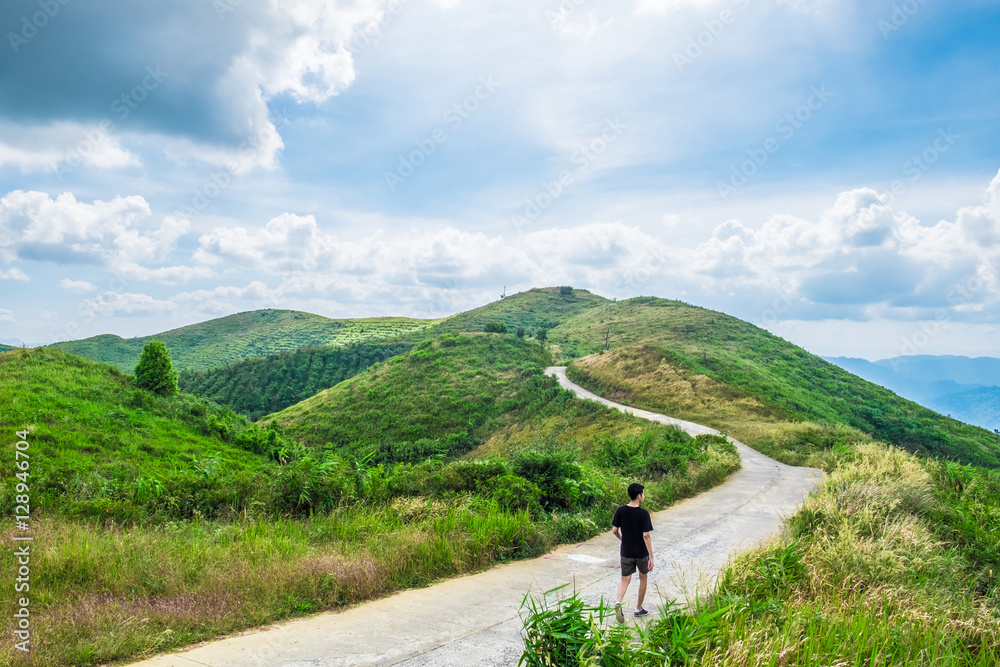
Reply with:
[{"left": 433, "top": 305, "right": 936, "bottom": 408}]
[
  {"left": 536, "top": 328, "right": 548, "bottom": 349},
  {"left": 135, "top": 340, "right": 179, "bottom": 396},
  {"left": 484, "top": 321, "right": 508, "bottom": 334}
]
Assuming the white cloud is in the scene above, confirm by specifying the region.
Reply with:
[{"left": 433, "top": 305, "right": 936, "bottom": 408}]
[
  {"left": 684, "top": 170, "right": 1000, "bottom": 316},
  {"left": 78, "top": 292, "right": 177, "bottom": 318},
  {"left": 59, "top": 279, "right": 98, "bottom": 293},
  {"left": 0, "top": 309, "right": 14, "bottom": 322},
  {"left": 0, "top": 191, "right": 204, "bottom": 284},
  {"left": 167, "top": 0, "right": 392, "bottom": 172},
  {"left": 0, "top": 121, "right": 141, "bottom": 174},
  {"left": 0, "top": 267, "right": 29, "bottom": 281}
]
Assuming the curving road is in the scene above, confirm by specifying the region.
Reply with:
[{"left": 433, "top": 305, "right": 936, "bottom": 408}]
[{"left": 130, "top": 368, "right": 823, "bottom": 667}]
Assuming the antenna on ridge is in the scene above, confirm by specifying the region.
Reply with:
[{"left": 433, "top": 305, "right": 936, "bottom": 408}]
[{"left": 500, "top": 285, "right": 506, "bottom": 299}]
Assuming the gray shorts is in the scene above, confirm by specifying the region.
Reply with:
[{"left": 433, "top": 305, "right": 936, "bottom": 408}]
[{"left": 620, "top": 556, "right": 649, "bottom": 577}]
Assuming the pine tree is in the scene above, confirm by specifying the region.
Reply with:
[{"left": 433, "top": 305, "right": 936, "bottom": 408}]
[{"left": 134, "top": 340, "right": 179, "bottom": 397}]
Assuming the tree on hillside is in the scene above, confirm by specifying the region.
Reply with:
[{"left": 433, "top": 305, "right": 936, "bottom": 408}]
[
  {"left": 559, "top": 285, "right": 573, "bottom": 297},
  {"left": 135, "top": 340, "right": 178, "bottom": 396},
  {"left": 484, "top": 321, "right": 508, "bottom": 334},
  {"left": 536, "top": 328, "right": 548, "bottom": 349}
]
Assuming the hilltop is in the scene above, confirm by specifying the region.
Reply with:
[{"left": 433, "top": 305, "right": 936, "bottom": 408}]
[
  {"left": 49, "top": 309, "right": 433, "bottom": 373},
  {"left": 553, "top": 297, "right": 1000, "bottom": 468},
  {"left": 415, "top": 286, "right": 607, "bottom": 339}
]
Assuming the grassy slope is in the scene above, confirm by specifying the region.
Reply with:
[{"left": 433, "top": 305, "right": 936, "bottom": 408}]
[
  {"left": 0, "top": 343, "right": 739, "bottom": 666},
  {"left": 0, "top": 344, "right": 13, "bottom": 353},
  {"left": 554, "top": 297, "right": 1000, "bottom": 468},
  {"left": 0, "top": 347, "right": 284, "bottom": 521},
  {"left": 49, "top": 309, "right": 434, "bottom": 373},
  {"left": 263, "top": 332, "right": 658, "bottom": 460}
]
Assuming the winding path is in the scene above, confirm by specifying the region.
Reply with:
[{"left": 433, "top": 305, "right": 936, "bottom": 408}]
[{"left": 130, "top": 368, "right": 823, "bottom": 667}]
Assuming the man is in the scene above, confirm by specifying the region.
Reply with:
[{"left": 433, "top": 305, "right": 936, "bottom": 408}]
[{"left": 611, "top": 482, "right": 654, "bottom": 623}]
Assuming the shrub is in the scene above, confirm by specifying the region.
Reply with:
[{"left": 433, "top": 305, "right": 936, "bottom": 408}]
[
  {"left": 512, "top": 449, "right": 584, "bottom": 510},
  {"left": 134, "top": 340, "right": 178, "bottom": 397},
  {"left": 481, "top": 474, "right": 542, "bottom": 514},
  {"left": 484, "top": 321, "right": 508, "bottom": 334}
]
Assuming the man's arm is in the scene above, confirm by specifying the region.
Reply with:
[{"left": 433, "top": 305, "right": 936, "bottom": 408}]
[
  {"left": 612, "top": 526, "right": 622, "bottom": 541},
  {"left": 643, "top": 532, "right": 654, "bottom": 570}
]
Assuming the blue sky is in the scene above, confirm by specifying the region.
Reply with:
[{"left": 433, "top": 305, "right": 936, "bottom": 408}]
[{"left": 1, "top": 0, "right": 999, "bottom": 359}]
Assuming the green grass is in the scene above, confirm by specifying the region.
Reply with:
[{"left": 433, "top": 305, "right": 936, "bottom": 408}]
[
  {"left": 555, "top": 298, "right": 1000, "bottom": 468},
  {"left": 262, "top": 332, "right": 721, "bottom": 468},
  {"left": 411, "top": 286, "right": 607, "bottom": 341},
  {"left": 49, "top": 310, "right": 434, "bottom": 373},
  {"left": 519, "top": 442, "right": 1000, "bottom": 666},
  {"left": 0, "top": 343, "right": 740, "bottom": 666}
]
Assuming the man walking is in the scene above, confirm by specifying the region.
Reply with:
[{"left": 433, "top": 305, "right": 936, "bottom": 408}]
[{"left": 611, "top": 482, "right": 654, "bottom": 622}]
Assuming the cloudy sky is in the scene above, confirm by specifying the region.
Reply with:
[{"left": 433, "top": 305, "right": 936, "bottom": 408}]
[{"left": 1, "top": 0, "right": 999, "bottom": 360}]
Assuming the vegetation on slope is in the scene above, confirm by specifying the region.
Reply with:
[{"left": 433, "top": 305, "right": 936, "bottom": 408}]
[
  {"left": 0, "top": 343, "right": 13, "bottom": 353},
  {"left": 0, "top": 344, "right": 738, "bottom": 666},
  {"left": 556, "top": 297, "right": 1000, "bottom": 468},
  {"left": 414, "top": 286, "right": 607, "bottom": 340},
  {"left": 521, "top": 442, "right": 1000, "bottom": 666},
  {"left": 49, "top": 309, "right": 432, "bottom": 373},
  {"left": 179, "top": 341, "right": 411, "bottom": 420},
  {"left": 264, "top": 332, "right": 657, "bottom": 463}
]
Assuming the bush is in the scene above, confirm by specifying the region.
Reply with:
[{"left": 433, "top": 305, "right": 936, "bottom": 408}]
[
  {"left": 484, "top": 321, "right": 508, "bottom": 334},
  {"left": 134, "top": 340, "right": 178, "bottom": 397},
  {"left": 481, "top": 474, "right": 542, "bottom": 514},
  {"left": 513, "top": 449, "right": 585, "bottom": 510}
]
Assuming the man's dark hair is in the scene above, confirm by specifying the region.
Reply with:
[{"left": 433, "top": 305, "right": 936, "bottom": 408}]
[{"left": 627, "top": 483, "right": 644, "bottom": 500}]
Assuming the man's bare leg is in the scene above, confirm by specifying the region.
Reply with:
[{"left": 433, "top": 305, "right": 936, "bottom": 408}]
[
  {"left": 616, "top": 575, "right": 631, "bottom": 604},
  {"left": 635, "top": 572, "right": 648, "bottom": 611}
]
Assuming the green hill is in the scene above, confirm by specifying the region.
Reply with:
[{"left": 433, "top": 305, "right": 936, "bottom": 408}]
[
  {"left": 554, "top": 297, "right": 1000, "bottom": 468},
  {"left": 263, "top": 332, "right": 662, "bottom": 462},
  {"left": 49, "top": 309, "right": 433, "bottom": 373},
  {"left": 0, "top": 343, "right": 13, "bottom": 353},
  {"left": 179, "top": 341, "right": 412, "bottom": 420},
  {"left": 170, "top": 288, "right": 603, "bottom": 417},
  {"left": 414, "top": 286, "right": 607, "bottom": 340},
  {"left": 0, "top": 347, "right": 296, "bottom": 523}
]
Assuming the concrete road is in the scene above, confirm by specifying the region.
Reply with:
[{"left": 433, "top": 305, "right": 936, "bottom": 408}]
[{"left": 127, "top": 368, "right": 822, "bottom": 667}]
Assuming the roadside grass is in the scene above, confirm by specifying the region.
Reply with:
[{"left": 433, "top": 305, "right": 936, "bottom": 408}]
[
  {"left": 0, "top": 435, "right": 738, "bottom": 667},
  {"left": 519, "top": 442, "right": 1000, "bottom": 666}
]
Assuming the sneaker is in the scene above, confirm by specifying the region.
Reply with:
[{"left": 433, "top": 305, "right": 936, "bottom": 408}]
[
  {"left": 634, "top": 608, "right": 649, "bottom": 617},
  {"left": 615, "top": 603, "right": 624, "bottom": 624}
]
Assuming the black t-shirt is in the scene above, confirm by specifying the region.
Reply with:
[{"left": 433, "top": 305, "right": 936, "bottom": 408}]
[{"left": 612, "top": 504, "right": 653, "bottom": 558}]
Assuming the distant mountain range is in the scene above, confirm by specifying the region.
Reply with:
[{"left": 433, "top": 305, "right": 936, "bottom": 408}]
[{"left": 825, "top": 355, "right": 1000, "bottom": 432}]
